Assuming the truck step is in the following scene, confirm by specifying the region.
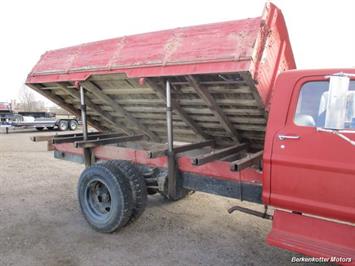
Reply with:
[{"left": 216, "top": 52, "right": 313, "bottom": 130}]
[{"left": 267, "top": 210, "right": 355, "bottom": 264}]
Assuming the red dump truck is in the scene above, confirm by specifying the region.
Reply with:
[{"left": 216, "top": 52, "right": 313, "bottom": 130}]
[{"left": 26, "top": 3, "right": 354, "bottom": 263}]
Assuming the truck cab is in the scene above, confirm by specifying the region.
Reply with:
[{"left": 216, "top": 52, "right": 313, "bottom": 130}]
[{"left": 264, "top": 69, "right": 355, "bottom": 261}]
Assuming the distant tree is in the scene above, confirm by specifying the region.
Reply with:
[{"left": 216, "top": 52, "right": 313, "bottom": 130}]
[{"left": 18, "top": 86, "right": 45, "bottom": 112}]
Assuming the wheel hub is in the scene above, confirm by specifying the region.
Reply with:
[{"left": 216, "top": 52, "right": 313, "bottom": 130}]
[{"left": 87, "top": 180, "right": 112, "bottom": 216}]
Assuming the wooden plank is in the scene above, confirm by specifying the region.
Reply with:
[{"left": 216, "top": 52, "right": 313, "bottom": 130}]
[
  {"left": 41, "top": 85, "right": 76, "bottom": 90},
  {"left": 124, "top": 107, "right": 263, "bottom": 118},
  {"left": 197, "top": 122, "right": 265, "bottom": 132},
  {"left": 139, "top": 119, "right": 264, "bottom": 131},
  {"left": 113, "top": 98, "right": 257, "bottom": 107},
  {"left": 52, "top": 90, "right": 69, "bottom": 96},
  {"left": 187, "top": 115, "right": 265, "bottom": 125},
  {"left": 128, "top": 112, "right": 266, "bottom": 124},
  {"left": 141, "top": 120, "right": 186, "bottom": 127},
  {"left": 124, "top": 106, "right": 166, "bottom": 113},
  {"left": 88, "top": 73, "right": 128, "bottom": 81},
  {"left": 30, "top": 135, "right": 58, "bottom": 151},
  {"left": 56, "top": 83, "right": 133, "bottom": 135},
  {"left": 145, "top": 78, "right": 210, "bottom": 140},
  {"left": 230, "top": 150, "right": 263, "bottom": 171},
  {"left": 82, "top": 81, "right": 160, "bottom": 142},
  {"left": 102, "top": 88, "right": 156, "bottom": 95},
  {"left": 88, "top": 98, "right": 106, "bottom": 105},
  {"left": 233, "top": 125, "right": 265, "bottom": 132},
  {"left": 239, "top": 72, "right": 267, "bottom": 118},
  {"left": 178, "top": 86, "right": 252, "bottom": 94},
  {"left": 215, "top": 99, "right": 257, "bottom": 107},
  {"left": 186, "top": 75, "right": 240, "bottom": 142},
  {"left": 115, "top": 98, "right": 166, "bottom": 105},
  {"left": 184, "top": 107, "right": 263, "bottom": 116},
  {"left": 128, "top": 113, "right": 182, "bottom": 120},
  {"left": 171, "top": 80, "right": 246, "bottom": 86},
  {"left": 228, "top": 117, "right": 266, "bottom": 124},
  {"left": 152, "top": 127, "right": 197, "bottom": 135},
  {"left": 30, "top": 135, "right": 54, "bottom": 142}
]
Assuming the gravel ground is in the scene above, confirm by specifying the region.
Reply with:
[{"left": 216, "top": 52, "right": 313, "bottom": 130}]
[{"left": 0, "top": 129, "right": 299, "bottom": 266}]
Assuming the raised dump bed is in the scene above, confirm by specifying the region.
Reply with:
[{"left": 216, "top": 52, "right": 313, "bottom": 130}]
[
  {"left": 26, "top": 3, "right": 295, "bottom": 150},
  {"left": 26, "top": 4, "right": 355, "bottom": 261}
]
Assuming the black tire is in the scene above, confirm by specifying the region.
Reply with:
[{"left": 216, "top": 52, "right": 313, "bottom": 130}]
[
  {"left": 58, "top": 120, "right": 69, "bottom": 131},
  {"left": 36, "top": 127, "right": 44, "bottom": 131},
  {"left": 105, "top": 160, "right": 147, "bottom": 224},
  {"left": 47, "top": 126, "right": 55, "bottom": 131},
  {"left": 69, "top": 120, "right": 78, "bottom": 131},
  {"left": 78, "top": 163, "right": 133, "bottom": 233}
]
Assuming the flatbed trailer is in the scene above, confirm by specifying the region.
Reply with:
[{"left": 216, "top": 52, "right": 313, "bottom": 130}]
[
  {"left": 9, "top": 116, "right": 79, "bottom": 131},
  {"left": 27, "top": 3, "right": 355, "bottom": 263},
  {"left": 0, "top": 104, "right": 79, "bottom": 133},
  {"left": 0, "top": 111, "right": 79, "bottom": 132}
]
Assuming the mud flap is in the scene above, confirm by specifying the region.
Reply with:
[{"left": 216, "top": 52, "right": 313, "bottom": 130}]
[{"left": 267, "top": 210, "right": 355, "bottom": 264}]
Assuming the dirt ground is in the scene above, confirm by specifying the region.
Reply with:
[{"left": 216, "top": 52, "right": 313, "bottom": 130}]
[{"left": 0, "top": 129, "right": 299, "bottom": 266}]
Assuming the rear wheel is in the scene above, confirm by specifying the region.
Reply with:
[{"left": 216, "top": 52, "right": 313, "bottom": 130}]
[
  {"left": 36, "top": 127, "right": 44, "bottom": 131},
  {"left": 69, "top": 120, "right": 78, "bottom": 131},
  {"left": 47, "top": 126, "right": 54, "bottom": 131},
  {"left": 105, "top": 160, "right": 147, "bottom": 224},
  {"left": 58, "top": 120, "right": 69, "bottom": 131},
  {"left": 78, "top": 162, "right": 133, "bottom": 233}
]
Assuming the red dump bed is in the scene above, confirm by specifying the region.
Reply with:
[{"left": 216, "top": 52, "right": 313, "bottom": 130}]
[{"left": 26, "top": 3, "right": 295, "bottom": 148}]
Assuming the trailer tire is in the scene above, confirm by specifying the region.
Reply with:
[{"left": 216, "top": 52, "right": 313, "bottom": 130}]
[
  {"left": 58, "top": 120, "right": 69, "bottom": 131},
  {"left": 78, "top": 162, "right": 133, "bottom": 233},
  {"left": 69, "top": 120, "right": 78, "bottom": 131},
  {"left": 105, "top": 160, "right": 147, "bottom": 225},
  {"left": 36, "top": 127, "right": 44, "bottom": 131},
  {"left": 47, "top": 126, "right": 55, "bottom": 131}
]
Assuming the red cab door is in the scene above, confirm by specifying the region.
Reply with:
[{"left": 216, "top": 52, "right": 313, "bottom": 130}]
[{"left": 270, "top": 76, "right": 355, "bottom": 223}]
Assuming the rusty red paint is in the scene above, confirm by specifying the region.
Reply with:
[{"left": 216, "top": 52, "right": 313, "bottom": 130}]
[
  {"left": 54, "top": 143, "right": 262, "bottom": 184},
  {"left": 29, "top": 19, "right": 260, "bottom": 76},
  {"left": 263, "top": 68, "right": 355, "bottom": 224},
  {"left": 251, "top": 3, "right": 296, "bottom": 110},
  {"left": 26, "top": 3, "right": 295, "bottom": 108},
  {"left": 267, "top": 210, "right": 355, "bottom": 263}
]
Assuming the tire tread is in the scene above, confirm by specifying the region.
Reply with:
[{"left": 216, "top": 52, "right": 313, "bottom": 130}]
[{"left": 105, "top": 160, "right": 147, "bottom": 224}]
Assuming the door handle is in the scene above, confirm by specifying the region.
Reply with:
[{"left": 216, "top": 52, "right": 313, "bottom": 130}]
[{"left": 278, "top": 134, "right": 300, "bottom": 141}]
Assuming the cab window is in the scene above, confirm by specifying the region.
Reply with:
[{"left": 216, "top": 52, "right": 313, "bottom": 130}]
[{"left": 294, "top": 80, "right": 355, "bottom": 128}]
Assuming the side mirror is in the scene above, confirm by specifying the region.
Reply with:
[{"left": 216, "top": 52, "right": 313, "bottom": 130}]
[{"left": 324, "top": 75, "right": 350, "bottom": 129}]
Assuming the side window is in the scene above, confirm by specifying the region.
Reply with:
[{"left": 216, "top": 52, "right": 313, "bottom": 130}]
[{"left": 294, "top": 80, "right": 355, "bottom": 128}]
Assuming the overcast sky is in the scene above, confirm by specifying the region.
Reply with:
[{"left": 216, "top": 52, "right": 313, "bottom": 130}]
[{"left": 0, "top": 0, "right": 354, "bottom": 103}]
